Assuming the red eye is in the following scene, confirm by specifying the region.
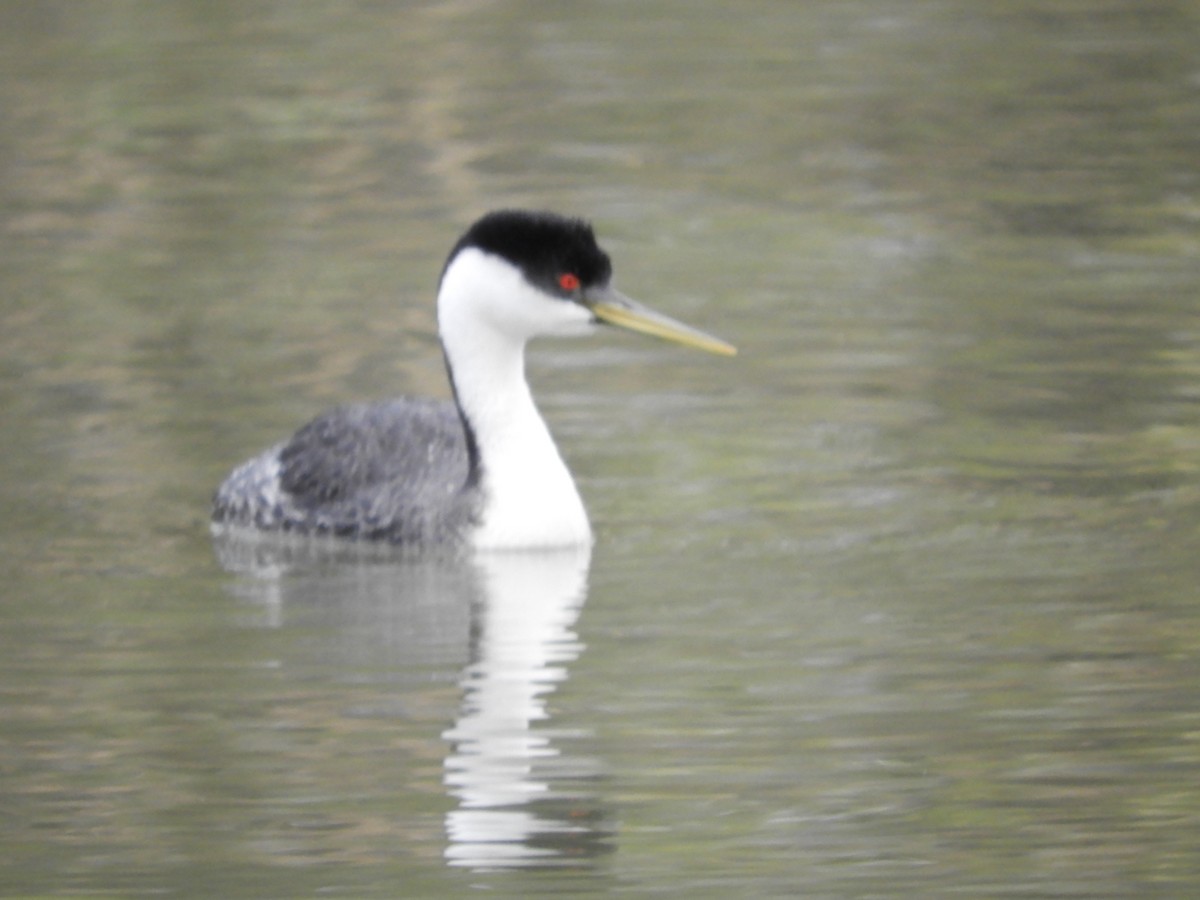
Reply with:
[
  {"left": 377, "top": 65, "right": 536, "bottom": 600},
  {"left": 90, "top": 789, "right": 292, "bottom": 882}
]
[{"left": 558, "top": 273, "right": 581, "bottom": 292}]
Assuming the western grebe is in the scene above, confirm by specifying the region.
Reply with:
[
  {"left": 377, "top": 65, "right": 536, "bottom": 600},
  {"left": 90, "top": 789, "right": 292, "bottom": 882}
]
[{"left": 211, "top": 209, "right": 735, "bottom": 550}]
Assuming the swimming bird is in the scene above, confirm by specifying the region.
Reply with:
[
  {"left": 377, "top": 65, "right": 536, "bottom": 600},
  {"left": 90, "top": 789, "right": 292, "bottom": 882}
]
[{"left": 211, "top": 209, "right": 735, "bottom": 550}]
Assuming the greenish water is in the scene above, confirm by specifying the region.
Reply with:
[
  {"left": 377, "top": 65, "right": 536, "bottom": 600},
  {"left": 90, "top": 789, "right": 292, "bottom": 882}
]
[{"left": 2, "top": 1, "right": 1199, "bottom": 896}]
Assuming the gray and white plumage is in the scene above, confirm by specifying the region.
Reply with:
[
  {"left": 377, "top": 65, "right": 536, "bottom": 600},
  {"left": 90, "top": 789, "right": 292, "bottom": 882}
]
[
  {"left": 213, "top": 398, "right": 475, "bottom": 545},
  {"left": 211, "top": 209, "right": 734, "bottom": 551}
]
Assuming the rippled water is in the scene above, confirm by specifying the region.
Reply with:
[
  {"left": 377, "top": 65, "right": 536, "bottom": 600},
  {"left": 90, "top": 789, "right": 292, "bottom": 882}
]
[{"left": 3, "top": 1, "right": 1200, "bottom": 896}]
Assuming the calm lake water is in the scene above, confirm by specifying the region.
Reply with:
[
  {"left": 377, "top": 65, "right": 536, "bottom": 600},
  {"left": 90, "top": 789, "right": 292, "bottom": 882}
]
[{"left": 3, "top": 1, "right": 1200, "bottom": 896}]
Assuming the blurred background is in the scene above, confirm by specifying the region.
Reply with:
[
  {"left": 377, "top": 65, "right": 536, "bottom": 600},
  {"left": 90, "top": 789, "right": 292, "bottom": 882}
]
[{"left": 2, "top": 1, "right": 1199, "bottom": 895}]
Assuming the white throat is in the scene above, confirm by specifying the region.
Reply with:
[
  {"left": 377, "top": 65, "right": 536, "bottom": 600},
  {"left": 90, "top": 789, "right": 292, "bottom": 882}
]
[{"left": 438, "top": 249, "right": 594, "bottom": 549}]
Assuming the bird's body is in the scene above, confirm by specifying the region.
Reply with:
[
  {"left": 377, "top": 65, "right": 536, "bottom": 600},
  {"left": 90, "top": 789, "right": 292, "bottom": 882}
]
[
  {"left": 211, "top": 210, "right": 734, "bottom": 551},
  {"left": 213, "top": 398, "right": 476, "bottom": 545}
]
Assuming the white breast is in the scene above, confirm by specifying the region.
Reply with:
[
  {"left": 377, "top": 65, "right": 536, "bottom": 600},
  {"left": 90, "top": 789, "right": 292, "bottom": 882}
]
[{"left": 438, "top": 249, "right": 595, "bottom": 550}]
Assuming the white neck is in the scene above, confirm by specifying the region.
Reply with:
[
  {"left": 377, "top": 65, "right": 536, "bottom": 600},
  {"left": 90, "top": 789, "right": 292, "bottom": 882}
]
[{"left": 439, "top": 250, "right": 593, "bottom": 549}]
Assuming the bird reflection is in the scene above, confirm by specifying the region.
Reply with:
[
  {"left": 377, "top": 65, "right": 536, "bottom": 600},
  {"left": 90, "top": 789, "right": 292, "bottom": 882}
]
[
  {"left": 443, "top": 548, "right": 610, "bottom": 869},
  {"left": 213, "top": 532, "right": 611, "bottom": 870}
]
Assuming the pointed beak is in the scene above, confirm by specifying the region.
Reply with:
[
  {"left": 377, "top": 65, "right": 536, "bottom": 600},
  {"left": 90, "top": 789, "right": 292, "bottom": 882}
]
[{"left": 583, "top": 286, "right": 737, "bottom": 356}]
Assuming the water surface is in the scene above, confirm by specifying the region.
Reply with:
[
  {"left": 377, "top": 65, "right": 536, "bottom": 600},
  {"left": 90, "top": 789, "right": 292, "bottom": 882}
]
[{"left": 2, "top": 1, "right": 1199, "bottom": 896}]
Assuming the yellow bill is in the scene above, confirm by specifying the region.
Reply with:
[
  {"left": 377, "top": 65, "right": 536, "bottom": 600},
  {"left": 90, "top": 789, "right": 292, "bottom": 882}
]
[{"left": 585, "top": 287, "right": 737, "bottom": 356}]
